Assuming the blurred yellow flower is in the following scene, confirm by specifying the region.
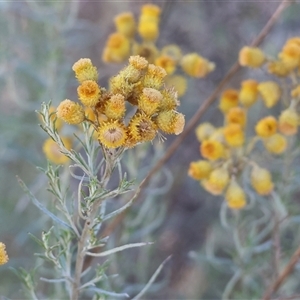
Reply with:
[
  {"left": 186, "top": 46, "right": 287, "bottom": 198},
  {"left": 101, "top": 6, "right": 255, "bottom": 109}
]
[
  {"left": 188, "top": 160, "right": 212, "bottom": 180},
  {"left": 251, "top": 165, "right": 274, "bottom": 195},
  {"left": 219, "top": 89, "right": 239, "bottom": 113},
  {"left": 226, "top": 106, "right": 247, "bottom": 128},
  {"left": 43, "top": 137, "right": 72, "bottom": 164},
  {"left": 225, "top": 179, "right": 246, "bottom": 210},
  {"left": 239, "top": 79, "right": 258, "bottom": 107},
  {"left": 224, "top": 123, "right": 245, "bottom": 147},
  {"left": 255, "top": 116, "right": 277, "bottom": 138},
  {"left": 263, "top": 133, "right": 287, "bottom": 155},
  {"left": 201, "top": 166, "right": 229, "bottom": 195},
  {"left": 0, "top": 242, "right": 8, "bottom": 265},
  {"left": 279, "top": 42, "right": 300, "bottom": 69},
  {"left": 195, "top": 123, "right": 215, "bottom": 142},
  {"left": 268, "top": 60, "right": 291, "bottom": 77},
  {"left": 114, "top": 12, "right": 136, "bottom": 38},
  {"left": 155, "top": 55, "right": 176, "bottom": 75},
  {"left": 257, "top": 81, "right": 281, "bottom": 108},
  {"left": 200, "top": 139, "right": 224, "bottom": 161},
  {"left": 278, "top": 108, "right": 298, "bottom": 136},
  {"left": 181, "top": 53, "right": 215, "bottom": 78},
  {"left": 56, "top": 99, "right": 85, "bottom": 125},
  {"left": 165, "top": 75, "right": 187, "bottom": 97},
  {"left": 239, "top": 46, "right": 265, "bottom": 68}
]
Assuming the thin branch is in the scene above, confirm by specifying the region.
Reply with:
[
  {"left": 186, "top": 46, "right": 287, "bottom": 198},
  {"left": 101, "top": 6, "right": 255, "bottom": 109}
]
[{"left": 262, "top": 245, "right": 300, "bottom": 300}]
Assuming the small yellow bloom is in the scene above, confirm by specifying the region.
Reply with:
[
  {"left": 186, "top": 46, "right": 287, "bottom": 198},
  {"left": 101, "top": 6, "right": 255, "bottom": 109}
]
[
  {"left": 239, "top": 46, "right": 265, "bottom": 68},
  {"left": 201, "top": 166, "right": 229, "bottom": 195},
  {"left": 72, "top": 58, "right": 98, "bottom": 83},
  {"left": 143, "top": 64, "right": 167, "bottom": 89},
  {"left": 159, "top": 88, "right": 179, "bottom": 111},
  {"left": 43, "top": 137, "right": 72, "bottom": 164},
  {"left": 251, "top": 165, "right": 273, "bottom": 195},
  {"left": 224, "top": 124, "right": 245, "bottom": 147},
  {"left": 181, "top": 53, "right": 215, "bottom": 78},
  {"left": 127, "top": 113, "right": 157, "bottom": 142},
  {"left": 77, "top": 80, "right": 101, "bottom": 107},
  {"left": 56, "top": 99, "right": 85, "bottom": 125},
  {"left": 263, "top": 133, "right": 287, "bottom": 155},
  {"left": 103, "top": 94, "right": 126, "bottom": 120},
  {"left": 226, "top": 107, "right": 247, "bottom": 128},
  {"left": 239, "top": 79, "right": 258, "bottom": 107},
  {"left": 279, "top": 42, "right": 300, "bottom": 69},
  {"left": 138, "top": 20, "right": 159, "bottom": 41},
  {"left": 188, "top": 160, "right": 212, "bottom": 180},
  {"left": 97, "top": 120, "right": 127, "bottom": 148},
  {"left": 257, "top": 81, "right": 281, "bottom": 108},
  {"left": 0, "top": 242, "right": 8, "bottom": 265},
  {"left": 219, "top": 89, "right": 239, "bottom": 113},
  {"left": 200, "top": 139, "right": 224, "bottom": 161},
  {"left": 165, "top": 75, "right": 187, "bottom": 97},
  {"left": 102, "top": 33, "right": 130, "bottom": 63},
  {"left": 195, "top": 123, "right": 215, "bottom": 142},
  {"left": 225, "top": 179, "right": 246, "bottom": 210},
  {"left": 129, "top": 55, "right": 149, "bottom": 70},
  {"left": 155, "top": 110, "right": 185, "bottom": 135},
  {"left": 138, "top": 87, "right": 162, "bottom": 115},
  {"left": 155, "top": 55, "right": 176, "bottom": 75},
  {"left": 161, "top": 44, "right": 182, "bottom": 62},
  {"left": 268, "top": 60, "right": 291, "bottom": 77},
  {"left": 140, "top": 4, "right": 161, "bottom": 19},
  {"left": 278, "top": 108, "right": 298, "bottom": 136},
  {"left": 291, "top": 85, "right": 300, "bottom": 98},
  {"left": 114, "top": 12, "right": 136, "bottom": 38},
  {"left": 255, "top": 116, "right": 277, "bottom": 138}
]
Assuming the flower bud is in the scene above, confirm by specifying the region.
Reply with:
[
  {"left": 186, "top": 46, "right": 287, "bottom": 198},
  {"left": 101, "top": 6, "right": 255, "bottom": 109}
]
[
  {"left": 0, "top": 242, "right": 9, "bottom": 265},
  {"left": 263, "top": 133, "right": 287, "bottom": 155},
  {"left": 200, "top": 139, "right": 225, "bottom": 161},
  {"left": 72, "top": 58, "right": 98, "bottom": 83},
  {"left": 202, "top": 166, "right": 229, "bottom": 195},
  {"left": 255, "top": 116, "right": 277, "bottom": 138},
  {"left": 195, "top": 123, "right": 215, "bottom": 142},
  {"left": 188, "top": 160, "right": 212, "bottom": 180},
  {"left": 257, "top": 81, "right": 281, "bottom": 108},
  {"left": 77, "top": 80, "right": 101, "bottom": 107},
  {"left": 57, "top": 99, "right": 85, "bottom": 125},
  {"left": 278, "top": 108, "right": 298, "bottom": 136},
  {"left": 224, "top": 123, "right": 245, "bottom": 147},
  {"left": 239, "top": 79, "right": 258, "bottom": 107},
  {"left": 225, "top": 179, "right": 246, "bottom": 209},
  {"left": 251, "top": 165, "right": 273, "bottom": 195},
  {"left": 219, "top": 89, "right": 239, "bottom": 113},
  {"left": 155, "top": 110, "right": 185, "bottom": 135},
  {"left": 239, "top": 46, "right": 265, "bottom": 68}
]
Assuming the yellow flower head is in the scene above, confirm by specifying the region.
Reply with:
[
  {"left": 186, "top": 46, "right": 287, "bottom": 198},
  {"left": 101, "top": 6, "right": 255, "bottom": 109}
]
[
  {"left": 219, "top": 89, "right": 239, "bottom": 113},
  {"left": 56, "top": 99, "right": 85, "bottom": 125},
  {"left": 114, "top": 12, "right": 136, "bottom": 38},
  {"left": 224, "top": 123, "right": 245, "bottom": 147},
  {"left": 165, "top": 75, "right": 187, "bottom": 97},
  {"left": 226, "top": 107, "right": 247, "bottom": 128},
  {"left": 102, "top": 33, "right": 130, "bottom": 63},
  {"left": 143, "top": 64, "right": 167, "bottom": 89},
  {"left": 155, "top": 110, "right": 185, "bottom": 135},
  {"left": 195, "top": 122, "right": 215, "bottom": 142},
  {"left": 200, "top": 139, "right": 224, "bottom": 161},
  {"left": 72, "top": 58, "right": 98, "bottom": 83},
  {"left": 77, "top": 80, "right": 101, "bottom": 107},
  {"left": 155, "top": 55, "right": 177, "bottom": 75},
  {"left": 141, "top": 4, "right": 161, "bottom": 19},
  {"left": 97, "top": 120, "right": 127, "bottom": 148},
  {"left": 279, "top": 42, "right": 300, "bottom": 69},
  {"left": 268, "top": 60, "right": 291, "bottom": 77},
  {"left": 251, "top": 165, "right": 273, "bottom": 195},
  {"left": 132, "top": 43, "right": 158, "bottom": 64},
  {"left": 138, "top": 87, "right": 163, "bottom": 115},
  {"left": 239, "top": 79, "right": 258, "bottom": 107},
  {"left": 43, "top": 137, "right": 72, "bottom": 164},
  {"left": 161, "top": 44, "right": 182, "bottom": 62},
  {"left": 239, "top": 46, "right": 265, "bottom": 68},
  {"left": 202, "top": 166, "right": 229, "bottom": 195},
  {"left": 138, "top": 20, "right": 159, "bottom": 41},
  {"left": 263, "top": 133, "right": 287, "bottom": 155},
  {"left": 278, "top": 108, "right": 298, "bottom": 136},
  {"left": 104, "top": 94, "right": 126, "bottom": 120},
  {"left": 188, "top": 160, "right": 212, "bottom": 180},
  {"left": 225, "top": 178, "right": 247, "bottom": 210},
  {"left": 127, "top": 113, "right": 157, "bottom": 143},
  {"left": 129, "top": 55, "right": 149, "bottom": 70},
  {"left": 291, "top": 85, "right": 300, "bottom": 99},
  {"left": 255, "top": 116, "right": 277, "bottom": 138},
  {"left": 257, "top": 81, "right": 281, "bottom": 108},
  {"left": 181, "top": 53, "right": 215, "bottom": 78},
  {"left": 159, "top": 88, "right": 179, "bottom": 112},
  {"left": 0, "top": 242, "right": 8, "bottom": 265}
]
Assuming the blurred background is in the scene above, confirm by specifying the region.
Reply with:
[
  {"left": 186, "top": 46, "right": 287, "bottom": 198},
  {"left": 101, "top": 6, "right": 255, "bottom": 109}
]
[{"left": 1, "top": 0, "right": 300, "bottom": 299}]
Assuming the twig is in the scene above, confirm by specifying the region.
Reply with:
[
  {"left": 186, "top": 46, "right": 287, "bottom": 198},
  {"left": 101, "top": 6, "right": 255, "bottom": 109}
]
[{"left": 262, "top": 245, "right": 300, "bottom": 300}]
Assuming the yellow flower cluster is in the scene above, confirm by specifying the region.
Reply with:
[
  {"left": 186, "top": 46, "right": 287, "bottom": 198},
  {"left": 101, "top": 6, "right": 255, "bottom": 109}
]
[
  {"left": 102, "top": 4, "right": 215, "bottom": 96},
  {"left": 0, "top": 242, "right": 8, "bottom": 265},
  {"left": 56, "top": 55, "right": 185, "bottom": 149},
  {"left": 189, "top": 37, "right": 300, "bottom": 210}
]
